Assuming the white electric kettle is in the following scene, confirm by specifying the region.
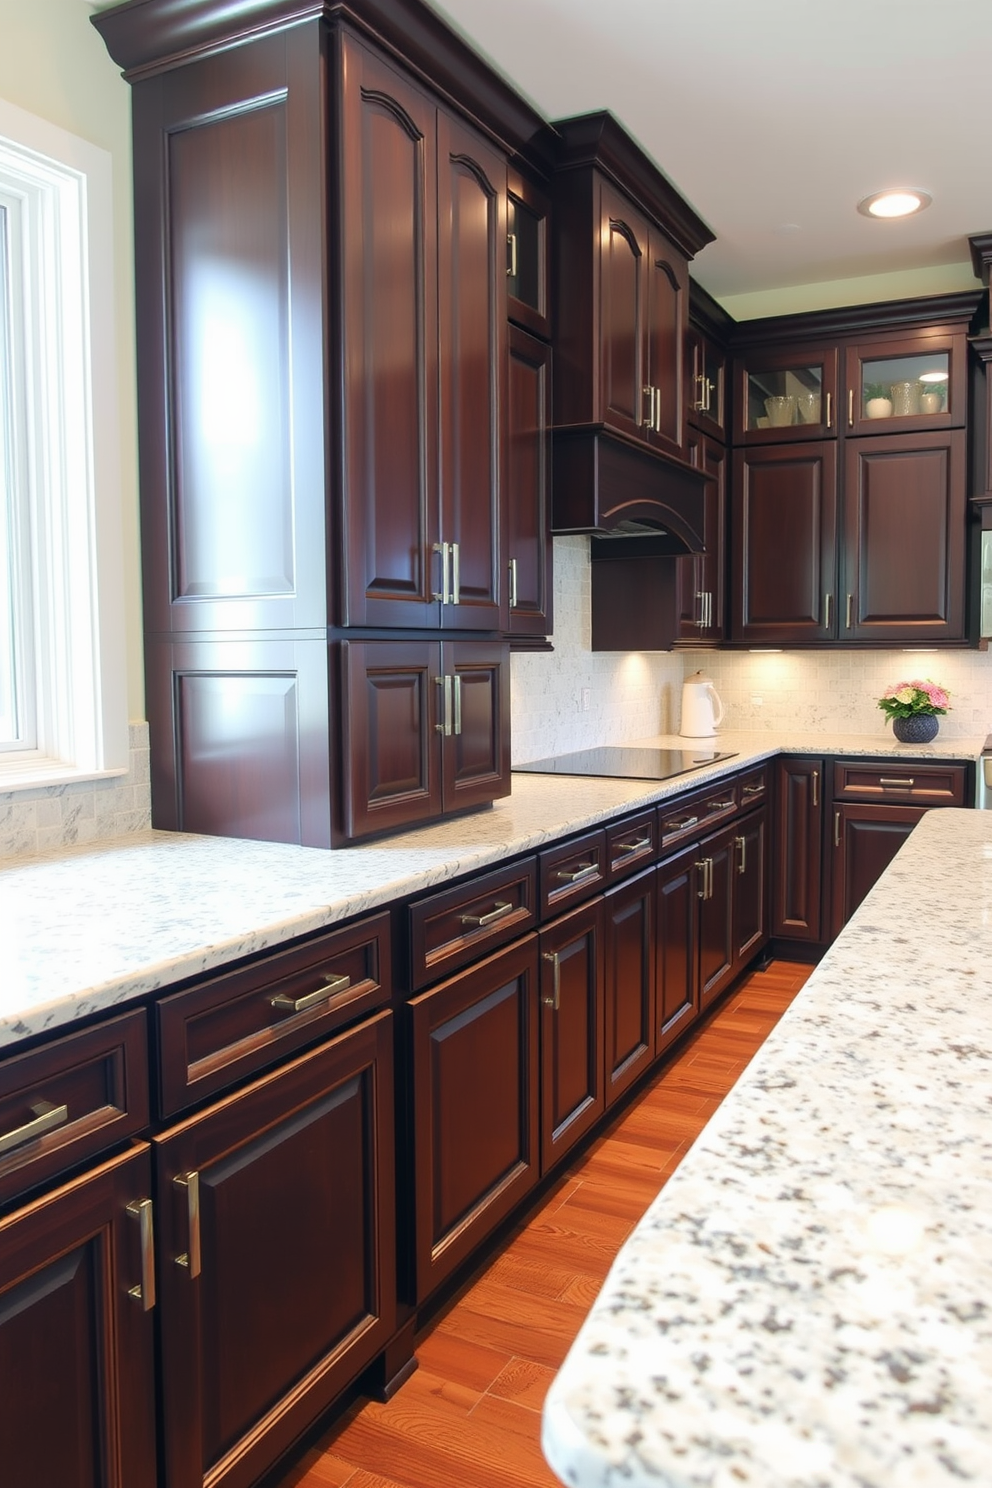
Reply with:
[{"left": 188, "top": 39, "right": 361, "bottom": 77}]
[{"left": 679, "top": 671, "right": 724, "bottom": 739}]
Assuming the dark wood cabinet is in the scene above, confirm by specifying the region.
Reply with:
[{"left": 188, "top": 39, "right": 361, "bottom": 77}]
[
  {"left": 678, "top": 431, "right": 727, "bottom": 641},
  {"left": 830, "top": 802, "right": 926, "bottom": 939},
  {"left": 686, "top": 322, "right": 727, "bottom": 441},
  {"left": 655, "top": 843, "right": 700, "bottom": 1055},
  {"left": 507, "top": 164, "right": 551, "bottom": 340},
  {"left": 407, "top": 937, "right": 539, "bottom": 1300},
  {"left": 154, "top": 1011, "right": 395, "bottom": 1488},
  {"left": 507, "top": 325, "right": 553, "bottom": 640},
  {"left": 0, "top": 1143, "right": 158, "bottom": 1488},
  {"left": 539, "top": 898, "right": 606, "bottom": 1172},
  {"left": 697, "top": 821, "right": 738, "bottom": 1011},
  {"left": 773, "top": 756, "right": 825, "bottom": 943},
  {"left": 734, "top": 806, "right": 768, "bottom": 968},
  {"left": 340, "top": 638, "right": 510, "bottom": 841},
  {"left": 604, "top": 867, "right": 656, "bottom": 1107}
]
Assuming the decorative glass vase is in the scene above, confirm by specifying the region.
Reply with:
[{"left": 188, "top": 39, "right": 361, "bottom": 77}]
[{"left": 892, "top": 713, "right": 939, "bottom": 743}]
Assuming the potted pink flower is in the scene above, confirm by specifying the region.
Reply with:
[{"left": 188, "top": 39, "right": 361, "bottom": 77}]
[{"left": 877, "top": 678, "right": 950, "bottom": 743}]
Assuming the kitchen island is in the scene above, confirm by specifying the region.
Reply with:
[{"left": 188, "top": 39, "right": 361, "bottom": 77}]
[{"left": 541, "top": 805, "right": 992, "bottom": 1488}]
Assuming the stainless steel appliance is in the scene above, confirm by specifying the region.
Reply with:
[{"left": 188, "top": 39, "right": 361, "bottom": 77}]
[
  {"left": 977, "top": 735, "right": 992, "bottom": 807},
  {"left": 513, "top": 745, "right": 738, "bottom": 782}
]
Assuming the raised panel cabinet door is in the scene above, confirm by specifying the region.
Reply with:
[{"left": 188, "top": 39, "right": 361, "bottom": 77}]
[
  {"left": 831, "top": 803, "right": 927, "bottom": 939},
  {"left": 154, "top": 1012, "right": 396, "bottom": 1488},
  {"left": 407, "top": 935, "right": 539, "bottom": 1300},
  {"left": 773, "top": 756, "right": 825, "bottom": 942},
  {"left": 0, "top": 1144, "right": 157, "bottom": 1488},
  {"left": 440, "top": 641, "right": 512, "bottom": 813},
  {"left": 655, "top": 844, "right": 699, "bottom": 1056},
  {"left": 340, "top": 639, "right": 442, "bottom": 839},
  {"left": 733, "top": 806, "right": 768, "bottom": 969},
  {"left": 507, "top": 324, "right": 553, "bottom": 638},
  {"left": 604, "top": 867, "right": 656, "bottom": 1107},
  {"left": 131, "top": 30, "right": 328, "bottom": 635},
  {"left": 598, "top": 180, "right": 650, "bottom": 440},
  {"left": 437, "top": 108, "right": 507, "bottom": 631},
  {"left": 539, "top": 898, "right": 606, "bottom": 1172},
  {"left": 337, "top": 35, "right": 440, "bottom": 629},
  {"left": 644, "top": 225, "right": 688, "bottom": 460},
  {"left": 842, "top": 430, "right": 966, "bottom": 642},
  {"left": 698, "top": 823, "right": 736, "bottom": 1011},
  {"left": 731, "top": 442, "right": 838, "bottom": 644}
]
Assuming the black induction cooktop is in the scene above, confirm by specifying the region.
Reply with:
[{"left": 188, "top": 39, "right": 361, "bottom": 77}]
[{"left": 513, "top": 745, "right": 738, "bottom": 782}]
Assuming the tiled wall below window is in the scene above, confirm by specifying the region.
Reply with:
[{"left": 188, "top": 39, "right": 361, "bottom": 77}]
[{"left": 0, "top": 721, "right": 152, "bottom": 860}]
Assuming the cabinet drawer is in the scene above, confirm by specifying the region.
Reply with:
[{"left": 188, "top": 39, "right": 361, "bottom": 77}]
[
  {"left": 156, "top": 913, "right": 390, "bottom": 1117},
  {"left": 832, "top": 760, "right": 967, "bottom": 807},
  {"left": 539, "top": 829, "right": 607, "bottom": 917},
  {"left": 409, "top": 858, "right": 537, "bottom": 991},
  {"left": 737, "top": 765, "right": 769, "bottom": 810},
  {"left": 658, "top": 778, "right": 738, "bottom": 849},
  {"left": 0, "top": 1009, "right": 149, "bottom": 1207},
  {"left": 605, "top": 809, "right": 657, "bottom": 883}
]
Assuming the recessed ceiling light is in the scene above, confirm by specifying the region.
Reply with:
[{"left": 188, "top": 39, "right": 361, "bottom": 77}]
[{"left": 857, "top": 189, "right": 932, "bottom": 219}]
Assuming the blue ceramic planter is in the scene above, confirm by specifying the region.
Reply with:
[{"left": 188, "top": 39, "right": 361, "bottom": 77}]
[{"left": 892, "top": 714, "right": 939, "bottom": 744}]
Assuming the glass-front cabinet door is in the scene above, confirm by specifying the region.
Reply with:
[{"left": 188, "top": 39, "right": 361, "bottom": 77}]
[
  {"left": 844, "top": 331, "right": 967, "bottom": 436},
  {"left": 733, "top": 344, "right": 839, "bottom": 443},
  {"left": 506, "top": 165, "right": 550, "bottom": 339}
]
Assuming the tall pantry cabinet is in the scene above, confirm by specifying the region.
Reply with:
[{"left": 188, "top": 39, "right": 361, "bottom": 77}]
[{"left": 96, "top": 0, "right": 552, "bottom": 847}]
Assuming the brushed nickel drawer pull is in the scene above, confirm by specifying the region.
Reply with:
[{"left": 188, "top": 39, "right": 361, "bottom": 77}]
[
  {"left": 432, "top": 541, "right": 450, "bottom": 604},
  {"left": 696, "top": 858, "right": 712, "bottom": 900},
  {"left": 270, "top": 973, "right": 351, "bottom": 1014},
  {"left": 736, "top": 833, "right": 746, "bottom": 875},
  {"left": 126, "top": 1197, "right": 156, "bottom": 1311},
  {"left": 666, "top": 814, "right": 699, "bottom": 832},
  {"left": 507, "top": 230, "right": 517, "bottom": 279},
  {"left": 824, "top": 593, "right": 833, "bottom": 629},
  {"left": 555, "top": 862, "right": 598, "bottom": 885},
  {"left": 0, "top": 1100, "right": 68, "bottom": 1157},
  {"left": 811, "top": 770, "right": 819, "bottom": 808},
  {"left": 173, "top": 1171, "right": 201, "bottom": 1279},
  {"left": 696, "top": 589, "right": 706, "bottom": 628},
  {"left": 848, "top": 388, "right": 854, "bottom": 426},
  {"left": 707, "top": 798, "right": 736, "bottom": 811},
  {"left": 879, "top": 777, "right": 914, "bottom": 788},
  {"left": 642, "top": 385, "right": 655, "bottom": 431},
  {"left": 846, "top": 593, "right": 854, "bottom": 629},
  {"left": 825, "top": 390, "right": 832, "bottom": 429},
  {"left": 508, "top": 557, "right": 518, "bottom": 611},
  {"left": 542, "top": 950, "right": 561, "bottom": 1010},
  {"left": 742, "top": 783, "right": 764, "bottom": 796},
  {"left": 450, "top": 541, "right": 461, "bottom": 606},
  {"left": 460, "top": 900, "right": 513, "bottom": 929},
  {"left": 615, "top": 835, "right": 652, "bottom": 857},
  {"left": 434, "top": 674, "right": 452, "bottom": 736},
  {"left": 834, "top": 810, "right": 842, "bottom": 847}
]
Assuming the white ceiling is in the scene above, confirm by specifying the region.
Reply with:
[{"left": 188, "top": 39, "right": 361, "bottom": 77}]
[{"left": 426, "top": 0, "right": 992, "bottom": 303}]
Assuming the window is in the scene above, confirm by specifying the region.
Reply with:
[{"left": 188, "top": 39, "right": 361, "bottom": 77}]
[{"left": 0, "top": 97, "right": 127, "bottom": 788}]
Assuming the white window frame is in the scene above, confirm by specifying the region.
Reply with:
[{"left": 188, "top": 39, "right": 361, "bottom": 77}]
[{"left": 0, "top": 97, "right": 127, "bottom": 789}]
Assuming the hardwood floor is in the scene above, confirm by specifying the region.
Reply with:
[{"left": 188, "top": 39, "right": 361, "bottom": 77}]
[{"left": 278, "top": 960, "right": 813, "bottom": 1488}]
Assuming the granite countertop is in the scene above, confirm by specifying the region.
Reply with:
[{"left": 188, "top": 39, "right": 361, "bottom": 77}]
[
  {"left": 0, "top": 729, "right": 983, "bottom": 1050},
  {"left": 541, "top": 805, "right": 992, "bottom": 1488}
]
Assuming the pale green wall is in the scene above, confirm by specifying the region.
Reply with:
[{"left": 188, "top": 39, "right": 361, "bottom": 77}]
[
  {"left": 0, "top": 0, "right": 143, "bottom": 715},
  {"left": 718, "top": 260, "right": 980, "bottom": 323}
]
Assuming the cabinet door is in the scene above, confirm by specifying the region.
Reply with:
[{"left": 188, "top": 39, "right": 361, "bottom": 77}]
[
  {"left": 731, "top": 442, "right": 838, "bottom": 644},
  {"left": 155, "top": 1013, "right": 395, "bottom": 1488},
  {"left": 441, "top": 640, "right": 511, "bottom": 813},
  {"left": 844, "top": 331, "right": 967, "bottom": 437},
  {"left": 507, "top": 164, "right": 550, "bottom": 339},
  {"left": 338, "top": 36, "right": 439, "bottom": 628},
  {"left": 644, "top": 223, "right": 688, "bottom": 460},
  {"left": 773, "top": 757, "right": 825, "bottom": 942},
  {"left": 698, "top": 823, "right": 736, "bottom": 1011},
  {"left": 678, "top": 431, "right": 726, "bottom": 640},
  {"left": 842, "top": 430, "right": 966, "bottom": 643},
  {"left": 598, "top": 180, "right": 651, "bottom": 441},
  {"left": 733, "top": 343, "right": 839, "bottom": 444},
  {"left": 0, "top": 1144, "right": 157, "bottom": 1488},
  {"left": 831, "top": 803, "right": 927, "bottom": 939},
  {"left": 408, "top": 937, "right": 539, "bottom": 1299},
  {"left": 437, "top": 109, "right": 507, "bottom": 631},
  {"left": 655, "top": 844, "right": 699, "bottom": 1056},
  {"left": 687, "top": 324, "right": 726, "bottom": 439},
  {"left": 604, "top": 868, "right": 656, "bottom": 1107},
  {"left": 540, "top": 899, "right": 606, "bottom": 1172},
  {"left": 734, "top": 806, "right": 768, "bottom": 968},
  {"left": 507, "top": 325, "right": 553, "bottom": 639},
  {"left": 340, "top": 639, "right": 442, "bottom": 839}
]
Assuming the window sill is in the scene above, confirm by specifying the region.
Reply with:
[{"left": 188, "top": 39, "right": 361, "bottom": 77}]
[{"left": 0, "top": 762, "right": 129, "bottom": 794}]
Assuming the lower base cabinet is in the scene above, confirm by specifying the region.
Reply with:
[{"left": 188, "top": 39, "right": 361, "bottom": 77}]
[
  {"left": 154, "top": 1011, "right": 396, "bottom": 1488},
  {"left": 773, "top": 756, "right": 826, "bottom": 943},
  {"left": 830, "top": 802, "right": 926, "bottom": 939},
  {"left": 604, "top": 868, "right": 656, "bottom": 1106},
  {"left": 540, "top": 899, "right": 606, "bottom": 1169},
  {"left": 0, "top": 1143, "right": 158, "bottom": 1488}
]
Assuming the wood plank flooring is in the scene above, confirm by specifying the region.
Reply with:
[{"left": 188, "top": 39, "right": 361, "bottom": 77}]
[{"left": 278, "top": 960, "right": 813, "bottom": 1488}]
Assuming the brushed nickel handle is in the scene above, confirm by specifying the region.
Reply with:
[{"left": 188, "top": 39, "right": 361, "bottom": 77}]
[
  {"left": 542, "top": 950, "right": 561, "bottom": 1010},
  {"left": 706, "top": 592, "right": 713, "bottom": 629},
  {"left": 435, "top": 674, "right": 452, "bottom": 736},
  {"left": 848, "top": 388, "right": 854, "bottom": 426},
  {"left": 694, "top": 373, "right": 706, "bottom": 412},
  {"left": 696, "top": 590, "right": 706, "bottom": 629},
  {"left": 0, "top": 1100, "right": 68, "bottom": 1157},
  {"left": 642, "top": 385, "right": 655, "bottom": 431},
  {"left": 742, "top": 782, "right": 764, "bottom": 796},
  {"left": 825, "top": 391, "right": 832, "bottom": 429},
  {"left": 453, "top": 673, "right": 462, "bottom": 736},
  {"left": 270, "top": 973, "right": 351, "bottom": 1014},
  {"left": 615, "top": 835, "right": 652, "bottom": 858},
  {"left": 846, "top": 593, "right": 854, "bottom": 629},
  {"left": 126, "top": 1197, "right": 156, "bottom": 1311},
  {"left": 879, "top": 777, "right": 915, "bottom": 788},
  {"left": 666, "top": 814, "right": 699, "bottom": 832},
  {"left": 460, "top": 900, "right": 513, "bottom": 929},
  {"left": 432, "top": 541, "right": 450, "bottom": 604},
  {"left": 706, "top": 857, "right": 714, "bottom": 899},
  {"left": 811, "top": 769, "right": 819, "bottom": 808},
  {"left": 507, "top": 231, "right": 517, "bottom": 279},
  {"left": 696, "top": 859, "right": 707, "bottom": 899},
  {"left": 824, "top": 592, "right": 833, "bottom": 629},
  {"left": 555, "top": 862, "right": 598, "bottom": 885},
  {"left": 450, "top": 541, "right": 460, "bottom": 605},
  {"left": 508, "top": 557, "right": 518, "bottom": 610},
  {"left": 834, "top": 809, "right": 842, "bottom": 848},
  {"left": 654, "top": 387, "right": 662, "bottom": 432},
  {"left": 173, "top": 1171, "right": 201, "bottom": 1279},
  {"left": 703, "top": 376, "right": 713, "bottom": 414},
  {"left": 707, "top": 798, "right": 736, "bottom": 811},
  {"left": 736, "top": 833, "right": 746, "bottom": 875}
]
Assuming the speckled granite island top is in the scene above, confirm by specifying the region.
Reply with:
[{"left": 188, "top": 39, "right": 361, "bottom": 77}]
[
  {"left": 0, "top": 730, "right": 981, "bottom": 1049},
  {"left": 541, "top": 806, "right": 992, "bottom": 1488}
]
